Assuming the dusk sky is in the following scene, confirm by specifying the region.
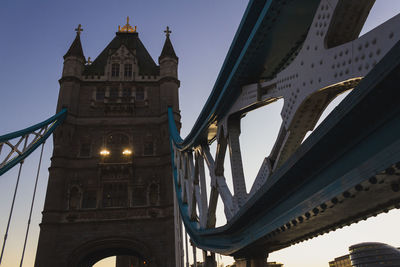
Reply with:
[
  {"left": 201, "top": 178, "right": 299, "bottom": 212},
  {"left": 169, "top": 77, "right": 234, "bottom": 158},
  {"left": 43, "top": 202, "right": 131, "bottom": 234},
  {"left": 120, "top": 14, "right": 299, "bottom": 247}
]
[{"left": 1, "top": 1, "right": 400, "bottom": 267}]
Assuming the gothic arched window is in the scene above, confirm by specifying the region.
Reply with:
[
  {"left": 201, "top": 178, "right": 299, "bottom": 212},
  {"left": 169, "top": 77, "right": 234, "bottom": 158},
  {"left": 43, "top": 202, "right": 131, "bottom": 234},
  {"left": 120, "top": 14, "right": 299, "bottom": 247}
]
[
  {"left": 143, "top": 132, "right": 154, "bottom": 156},
  {"left": 69, "top": 187, "right": 81, "bottom": 210},
  {"left": 149, "top": 183, "right": 159, "bottom": 205}
]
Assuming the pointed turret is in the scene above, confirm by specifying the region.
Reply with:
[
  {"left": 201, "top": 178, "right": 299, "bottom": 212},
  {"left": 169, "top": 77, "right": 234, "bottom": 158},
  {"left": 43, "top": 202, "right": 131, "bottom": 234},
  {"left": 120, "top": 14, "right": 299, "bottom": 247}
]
[
  {"left": 64, "top": 33, "right": 85, "bottom": 61},
  {"left": 159, "top": 26, "right": 180, "bottom": 112},
  {"left": 159, "top": 32, "right": 178, "bottom": 61},
  {"left": 159, "top": 26, "right": 178, "bottom": 78},
  {"left": 62, "top": 24, "right": 85, "bottom": 78},
  {"left": 58, "top": 24, "right": 85, "bottom": 114}
]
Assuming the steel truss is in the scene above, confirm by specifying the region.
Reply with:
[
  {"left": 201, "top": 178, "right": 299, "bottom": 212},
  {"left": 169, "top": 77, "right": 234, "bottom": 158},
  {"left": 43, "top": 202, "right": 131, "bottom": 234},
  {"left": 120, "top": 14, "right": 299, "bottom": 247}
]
[
  {"left": 169, "top": 0, "right": 400, "bottom": 257},
  {"left": 0, "top": 109, "right": 67, "bottom": 176}
]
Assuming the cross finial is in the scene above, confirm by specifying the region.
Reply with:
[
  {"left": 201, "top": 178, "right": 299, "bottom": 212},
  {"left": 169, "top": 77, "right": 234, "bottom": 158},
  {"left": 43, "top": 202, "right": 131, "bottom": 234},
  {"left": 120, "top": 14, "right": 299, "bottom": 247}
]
[
  {"left": 75, "top": 24, "right": 83, "bottom": 35},
  {"left": 164, "top": 26, "right": 171, "bottom": 37}
]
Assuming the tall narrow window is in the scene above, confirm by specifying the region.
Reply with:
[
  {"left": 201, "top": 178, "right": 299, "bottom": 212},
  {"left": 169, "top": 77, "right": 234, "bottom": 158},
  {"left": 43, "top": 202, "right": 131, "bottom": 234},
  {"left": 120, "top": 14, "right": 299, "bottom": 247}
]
[
  {"left": 132, "top": 186, "right": 147, "bottom": 206},
  {"left": 82, "top": 190, "right": 97, "bottom": 209},
  {"left": 136, "top": 88, "right": 145, "bottom": 101},
  {"left": 124, "top": 64, "right": 132, "bottom": 77},
  {"left": 109, "top": 88, "right": 119, "bottom": 102},
  {"left": 122, "top": 88, "right": 131, "bottom": 103},
  {"left": 149, "top": 184, "right": 159, "bottom": 205},
  {"left": 111, "top": 63, "right": 120, "bottom": 77},
  {"left": 79, "top": 143, "right": 91, "bottom": 157},
  {"left": 102, "top": 183, "right": 128, "bottom": 207},
  {"left": 96, "top": 87, "right": 105, "bottom": 101},
  {"left": 69, "top": 187, "right": 81, "bottom": 210},
  {"left": 143, "top": 141, "right": 153, "bottom": 156}
]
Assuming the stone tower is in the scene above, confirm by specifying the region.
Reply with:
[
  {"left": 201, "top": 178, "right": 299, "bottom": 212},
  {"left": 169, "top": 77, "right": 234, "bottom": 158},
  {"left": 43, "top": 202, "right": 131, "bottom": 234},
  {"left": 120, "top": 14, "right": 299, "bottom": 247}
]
[{"left": 34, "top": 20, "right": 183, "bottom": 267}]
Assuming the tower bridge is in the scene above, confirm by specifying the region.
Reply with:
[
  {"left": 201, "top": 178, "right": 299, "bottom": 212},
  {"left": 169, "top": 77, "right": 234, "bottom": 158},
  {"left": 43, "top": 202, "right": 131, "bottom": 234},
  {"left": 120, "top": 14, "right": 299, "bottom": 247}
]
[{"left": 1, "top": 1, "right": 400, "bottom": 267}]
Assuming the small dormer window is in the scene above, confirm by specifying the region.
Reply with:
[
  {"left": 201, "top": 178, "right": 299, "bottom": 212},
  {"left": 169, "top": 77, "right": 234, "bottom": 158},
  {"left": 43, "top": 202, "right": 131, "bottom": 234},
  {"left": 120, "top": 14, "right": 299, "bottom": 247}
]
[
  {"left": 111, "top": 63, "right": 120, "bottom": 77},
  {"left": 124, "top": 64, "right": 132, "bottom": 77}
]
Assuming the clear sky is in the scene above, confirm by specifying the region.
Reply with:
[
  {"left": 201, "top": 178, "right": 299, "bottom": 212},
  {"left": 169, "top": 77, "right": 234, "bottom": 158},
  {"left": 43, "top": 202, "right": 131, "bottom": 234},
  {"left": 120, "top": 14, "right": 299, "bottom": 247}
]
[{"left": 0, "top": 1, "right": 399, "bottom": 267}]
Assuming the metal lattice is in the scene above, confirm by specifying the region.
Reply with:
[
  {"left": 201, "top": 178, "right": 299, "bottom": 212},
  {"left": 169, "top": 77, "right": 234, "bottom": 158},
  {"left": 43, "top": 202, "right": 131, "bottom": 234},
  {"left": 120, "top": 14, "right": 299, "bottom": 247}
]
[{"left": 0, "top": 108, "right": 67, "bottom": 176}]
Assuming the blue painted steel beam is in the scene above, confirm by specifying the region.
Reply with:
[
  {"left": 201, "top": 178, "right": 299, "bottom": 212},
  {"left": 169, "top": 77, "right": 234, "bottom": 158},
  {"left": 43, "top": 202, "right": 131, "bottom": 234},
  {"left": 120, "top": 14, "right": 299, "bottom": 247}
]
[
  {"left": 0, "top": 108, "right": 67, "bottom": 176},
  {"left": 169, "top": 39, "right": 400, "bottom": 255},
  {"left": 176, "top": 0, "right": 320, "bottom": 150}
]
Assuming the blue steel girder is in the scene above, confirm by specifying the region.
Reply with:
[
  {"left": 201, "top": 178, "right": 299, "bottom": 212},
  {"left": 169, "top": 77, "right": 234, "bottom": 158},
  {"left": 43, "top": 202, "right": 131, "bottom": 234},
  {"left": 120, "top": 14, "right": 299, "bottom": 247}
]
[
  {"left": 169, "top": 30, "right": 400, "bottom": 257},
  {"left": 176, "top": 0, "right": 321, "bottom": 150},
  {"left": 0, "top": 109, "right": 67, "bottom": 176}
]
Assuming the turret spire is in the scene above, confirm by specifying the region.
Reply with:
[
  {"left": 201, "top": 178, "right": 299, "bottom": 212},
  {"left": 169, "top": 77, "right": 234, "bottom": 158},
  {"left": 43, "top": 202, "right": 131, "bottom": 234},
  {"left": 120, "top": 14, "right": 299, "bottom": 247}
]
[
  {"left": 64, "top": 24, "right": 85, "bottom": 60},
  {"left": 159, "top": 26, "right": 178, "bottom": 61}
]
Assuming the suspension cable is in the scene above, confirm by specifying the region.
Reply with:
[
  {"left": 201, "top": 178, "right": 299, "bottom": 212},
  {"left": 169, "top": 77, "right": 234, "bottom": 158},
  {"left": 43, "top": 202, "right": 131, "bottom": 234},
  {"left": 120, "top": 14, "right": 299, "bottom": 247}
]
[
  {"left": 0, "top": 137, "right": 28, "bottom": 265},
  {"left": 19, "top": 142, "right": 45, "bottom": 267},
  {"left": 0, "top": 162, "right": 24, "bottom": 265},
  {"left": 185, "top": 230, "right": 189, "bottom": 267},
  {"left": 191, "top": 240, "right": 197, "bottom": 267}
]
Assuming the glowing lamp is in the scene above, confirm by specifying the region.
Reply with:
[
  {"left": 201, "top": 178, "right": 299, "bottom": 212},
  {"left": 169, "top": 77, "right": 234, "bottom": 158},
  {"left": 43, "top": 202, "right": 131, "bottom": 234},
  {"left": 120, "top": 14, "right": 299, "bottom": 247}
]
[
  {"left": 122, "top": 149, "right": 132, "bottom": 155},
  {"left": 100, "top": 149, "right": 110, "bottom": 156}
]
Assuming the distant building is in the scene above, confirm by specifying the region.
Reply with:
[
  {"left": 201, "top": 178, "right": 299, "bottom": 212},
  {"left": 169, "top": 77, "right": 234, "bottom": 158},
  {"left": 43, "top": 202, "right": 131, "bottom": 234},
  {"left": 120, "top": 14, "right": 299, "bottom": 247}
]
[
  {"left": 328, "top": 254, "right": 351, "bottom": 267},
  {"left": 329, "top": 242, "right": 400, "bottom": 267},
  {"left": 116, "top": 255, "right": 147, "bottom": 267},
  {"left": 349, "top": 242, "right": 400, "bottom": 266},
  {"left": 227, "top": 261, "right": 283, "bottom": 267},
  {"left": 266, "top": 262, "right": 284, "bottom": 267}
]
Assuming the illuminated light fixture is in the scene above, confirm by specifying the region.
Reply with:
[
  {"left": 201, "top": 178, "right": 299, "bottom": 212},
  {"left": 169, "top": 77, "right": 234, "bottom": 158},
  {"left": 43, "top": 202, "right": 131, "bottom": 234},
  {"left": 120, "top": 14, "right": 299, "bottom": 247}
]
[
  {"left": 100, "top": 149, "right": 110, "bottom": 156},
  {"left": 122, "top": 149, "right": 132, "bottom": 155}
]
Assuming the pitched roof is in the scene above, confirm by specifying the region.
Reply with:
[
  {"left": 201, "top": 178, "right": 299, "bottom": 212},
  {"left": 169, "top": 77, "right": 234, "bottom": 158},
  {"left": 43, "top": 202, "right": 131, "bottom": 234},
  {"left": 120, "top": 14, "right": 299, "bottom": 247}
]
[
  {"left": 64, "top": 34, "right": 85, "bottom": 60},
  {"left": 159, "top": 36, "right": 178, "bottom": 61},
  {"left": 83, "top": 32, "right": 159, "bottom": 76}
]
